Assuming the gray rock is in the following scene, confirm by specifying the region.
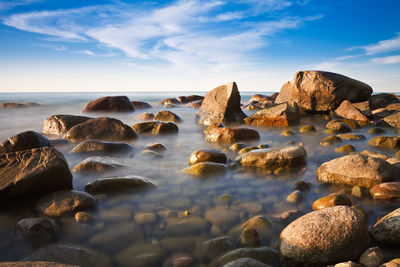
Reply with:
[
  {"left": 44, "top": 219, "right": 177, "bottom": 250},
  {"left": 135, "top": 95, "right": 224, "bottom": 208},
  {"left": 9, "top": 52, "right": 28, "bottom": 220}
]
[
  {"left": 43, "top": 115, "right": 92, "bottom": 136},
  {"left": 15, "top": 218, "right": 58, "bottom": 244},
  {"left": 213, "top": 247, "right": 279, "bottom": 267},
  {"left": 194, "top": 236, "right": 236, "bottom": 262},
  {"left": 371, "top": 208, "right": 400, "bottom": 245},
  {"left": 222, "top": 258, "right": 271, "bottom": 267}
]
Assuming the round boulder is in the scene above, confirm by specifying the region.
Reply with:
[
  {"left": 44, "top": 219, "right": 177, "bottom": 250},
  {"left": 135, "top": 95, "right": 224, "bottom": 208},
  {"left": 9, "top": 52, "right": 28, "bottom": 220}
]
[
  {"left": 0, "top": 131, "right": 52, "bottom": 154},
  {"left": 84, "top": 176, "right": 157, "bottom": 194},
  {"left": 43, "top": 115, "right": 92, "bottom": 136},
  {"left": 82, "top": 96, "right": 134, "bottom": 113},
  {"left": 189, "top": 149, "right": 227, "bottom": 166},
  {"left": 371, "top": 208, "right": 400, "bottom": 245}
]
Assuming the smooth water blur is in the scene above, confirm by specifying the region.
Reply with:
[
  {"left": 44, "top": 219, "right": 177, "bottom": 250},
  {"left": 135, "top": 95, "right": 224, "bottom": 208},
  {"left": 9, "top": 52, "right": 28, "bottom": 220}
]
[{"left": 0, "top": 92, "right": 399, "bottom": 264}]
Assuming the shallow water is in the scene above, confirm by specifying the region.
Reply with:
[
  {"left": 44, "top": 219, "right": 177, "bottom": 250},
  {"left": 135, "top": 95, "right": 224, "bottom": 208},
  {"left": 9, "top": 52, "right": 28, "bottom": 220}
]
[{"left": 0, "top": 92, "right": 399, "bottom": 265}]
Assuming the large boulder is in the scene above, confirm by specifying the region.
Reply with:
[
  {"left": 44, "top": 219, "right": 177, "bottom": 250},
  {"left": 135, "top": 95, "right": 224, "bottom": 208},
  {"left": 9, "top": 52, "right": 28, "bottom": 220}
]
[
  {"left": 131, "top": 101, "right": 152, "bottom": 110},
  {"left": 0, "top": 131, "right": 52, "bottom": 154},
  {"left": 43, "top": 115, "right": 92, "bottom": 136},
  {"left": 244, "top": 102, "right": 300, "bottom": 127},
  {"left": 0, "top": 147, "right": 72, "bottom": 199},
  {"left": 196, "top": 82, "right": 246, "bottom": 125},
  {"left": 335, "top": 100, "right": 369, "bottom": 125},
  {"left": 65, "top": 117, "right": 137, "bottom": 143},
  {"left": 204, "top": 127, "right": 260, "bottom": 143},
  {"left": 82, "top": 96, "right": 134, "bottom": 113},
  {"left": 238, "top": 146, "right": 307, "bottom": 171},
  {"left": 371, "top": 208, "right": 400, "bottom": 245},
  {"left": 368, "top": 136, "right": 400, "bottom": 149},
  {"left": 275, "top": 71, "right": 372, "bottom": 112},
  {"left": 84, "top": 176, "right": 156, "bottom": 194},
  {"left": 316, "top": 154, "right": 394, "bottom": 188},
  {"left": 280, "top": 206, "right": 370, "bottom": 266}
]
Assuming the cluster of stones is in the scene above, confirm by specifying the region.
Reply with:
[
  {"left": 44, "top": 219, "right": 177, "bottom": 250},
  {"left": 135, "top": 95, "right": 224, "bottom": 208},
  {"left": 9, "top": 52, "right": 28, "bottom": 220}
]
[{"left": 1, "top": 70, "right": 400, "bottom": 266}]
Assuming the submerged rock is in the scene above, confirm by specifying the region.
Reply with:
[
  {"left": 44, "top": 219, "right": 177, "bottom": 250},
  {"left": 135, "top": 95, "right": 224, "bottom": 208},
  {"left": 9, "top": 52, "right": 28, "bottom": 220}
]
[
  {"left": 155, "top": 110, "right": 183, "bottom": 123},
  {"left": 15, "top": 218, "right": 58, "bottom": 244},
  {"left": 370, "top": 182, "right": 400, "bottom": 201},
  {"left": 275, "top": 70, "right": 372, "bottom": 112},
  {"left": 243, "top": 102, "right": 300, "bottom": 127},
  {"left": 82, "top": 96, "right": 134, "bottom": 113},
  {"left": 316, "top": 154, "right": 394, "bottom": 188},
  {"left": 134, "top": 112, "right": 155, "bottom": 121},
  {"left": 43, "top": 115, "right": 92, "bottom": 136},
  {"left": 84, "top": 176, "right": 156, "bottom": 194},
  {"left": 65, "top": 117, "right": 137, "bottom": 143},
  {"left": 335, "top": 144, "right": 356, "bottom": 153},
  {"left": 0, "top": 102, "right": 39, "bottom": 108},
  {"left": 358, "top": 247, "right": 384, "bottom": 267},
  {"left": 0, "top": 131, "right": 52, "bottom": 154},
  {"left": 72, "top": 156, "right": 124, "bottom": 173},
  {"left": 166, "top": 217, "right": 210, "bottom": 236},
  {"left": 237, "top": 227, "right": 261, "bottom": 248},
  {"left": 183, "top": 162, "right": 227, "bottom": 177},
  {"left": 0, "top": 147, "right": 72, "bottom": 199},
  {"left": 194, "top": 236, "right": 236, "bottom": 262},
  {"left": 177, "top": 95, "right": 204, "bottom": 104},
  {"left": 222, "top": 258, "right": 271, "bottom": 267},
  {"left": 371, "top": 208, "right": 400, "bottom": 245},
  {"left": 312, "top": 193, "right": 352, "bottom": 210},
  {"left": 196, "top": 82, "right": 246, "bottom": 125},
  {"left": 213, "top": 247, "right": 279, "bottom": 267},
  {"left": 280, "top": 206, "right": 370, "bottom": 266},
  {"left": 116, "top": 243, "right": 165, "bottom": 267},
  {"left": 205, "top": 207, "right": 240, "bottom": 230},
  {"left": 188, "top": 149, "right": 227, "bottom": 165},
  {"left": 70, "top": 140, "right": 133, "bottom": 154},
  {"left": 204, "top": 127, "right": 260, "bottom": 143},
  {"left": 383, "top": 112, "right": 400, "bottom": 128},
  {"left": 368, "top": 136, "right": 400, "bottom": 149}
]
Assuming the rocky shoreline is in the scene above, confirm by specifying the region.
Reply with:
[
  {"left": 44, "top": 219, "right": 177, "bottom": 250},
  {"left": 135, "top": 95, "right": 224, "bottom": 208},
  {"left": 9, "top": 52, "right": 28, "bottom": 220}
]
[{"left": 0, "top": 70, "right": 400, "bottom": 267}]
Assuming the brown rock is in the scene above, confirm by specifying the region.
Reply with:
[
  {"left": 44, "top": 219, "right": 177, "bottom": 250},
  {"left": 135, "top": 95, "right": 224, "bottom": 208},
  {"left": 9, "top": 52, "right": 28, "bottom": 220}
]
[
  {"left": 188, "top": 149, "right": 227, "bottom": 165},
  {"left": 213, "top": 247, "right": 279, "bottom": 267},
  {"left": 183, "top": 162, "right": 227, "bottom": 177},
  {"left": 116, "top": 243, "right": 165, "bottom": 267},
  {"left": 0, "top": 147, "right": 72, "bottom": 199},
  {"left": 312, "top": 193, "right": 352, "bottom": 210},
  {"left": 0, "top": 131, "right": 52, "bottom": 154},
  {"left": 369, "top": 93, "right": 399, "bottom": 109},
  {"left": 352, "top": 101, "right": 372, "bottom": 116},
  {"left": 358, "top": 247, "right": 384, "bottom": 267},
  {"left": 177, "top": 95, "right": 204, "bottom": 104},
  {"left": 155, "top": 110, "right": 183, "bottom": 123},
  {"left": 204, "top": 127, "right": 260, "bottom": 143},
  {"left": 383, "top": 112, "right": 400, "bottom": 128},
  {"left": 84, "top": 176, "right": 156, "bottom": 194},
  {"left": 132, "top": 121, "right": 178, "bottom": 135},
  {"left": 221, "top": 258, "right": 272, "bottom": 267},
  {"left": 0, "top": 102, "right": 39, "bottom": 109},
  {"left": 65, "top": 117, "right": 137, "bottom": 143},
  {"left": 368, "top": 136, "right": 400, "bottom": 149},
  {"left": 82, "top": 96, "right": 134, "bottom": 113},
  {"left": 371, "top": 208, "right": 400, "bottom": 245},
  {"left": 15, "top": 218, "right": 58, "bottom": 244},
  {"left": 0, "top": 261, "right": 78, "bottom": 267},
  {"left": 157, "top": 98, "right": 181, "bottom": 106},
  {"left": 134, "top": 112, "right": 155, "bottom": 121},
  {"left": 205, "top": 208, "right": 240, "bottom": 230},
  {"left": 72, "top": 156, "right": 123, "bottom": 173},
  {"left": 145, "top": 143, "right": 167, "bottom": 152},
  {"left": 43, "top": 115, "right": 92, "bottom": 136},
  {"left": 335, "top": 100, "right": 369, "bottom": 125},
  {"left": 70, "top": 140, "right": 133, "bottom": 154},
  {"left": 185, "top": 99, "right": 203, "bottom": 108},
  {"left": 194, "top": 236, "right": 236, "bottom": 262},
  {"left": 244, "top": 102, "right": 300, "bottom": 127},
  {"left": 131, "top": 101, "right": 152, "bottom": 110},
  {"left": 196, "top": 82, "right": 246, "bottom": 125},
  {"left": 370, "top": 182, "right": 400, "bottom": 201},
  {"left": 275, "top": 71, "right": 372, "bottom": 112},
  {"left": 249, "top": 94, "right": 274, "bottom": 104}
]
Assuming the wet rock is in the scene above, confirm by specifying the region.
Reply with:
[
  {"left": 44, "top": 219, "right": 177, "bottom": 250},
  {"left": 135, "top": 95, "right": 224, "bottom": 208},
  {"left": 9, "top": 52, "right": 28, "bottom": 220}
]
[
  {"left": 100, "top": 204, "right": 132, "bottom": 222},
  {"left": 131, "top": 101, "right": 152, "bottom": 110},
  {"left": 82, "top": 96, "right": 134, "bottom": 113},
  {"left": 238, "top": 146, "right": 307, "bottom": 171},
  {"left": 325, "top": 121, "right": 351, "bottom": 134},
  {"left": 286, "top": 190, "right": 305, "bottom": 204},
  {"left": 231, "top": 215, "right": 273, "bottom": 241},
  {"left": 145, "top": 143, "right": 167, "bottom": 152},
  {"left": 116, "top": 243, "right": 165, "bottom": 267},
  {"left": 237, "top": 227, "right": 261, "bottom": 247},
  {"left": 194, "top": 236, "right": 236, "bottom": 262},
  {"left": 243, "top": 102, "right": 300, "bottom": 127},
  {"left": 155, "top": 110, "right": 183, "bottom": 123},
  {"left": 157, "top": 98, "right": 181, "bottom": 106},
  {"left": 37, "top": 190, "right": 96, "bottom": 217},
  {"left": 132, "top": 121, "right": 179, "bottom": 135},
  {"left": 369, "top": 93, "right": 399, "bottom": 109},
  {"left": 367, "top": 127, "right": 385, "bottom": 134},
  {"left": 371, "top": 208, "right": 400, "bottom": 245},
  {"left": 369, "top": 136, "right": 400, "bottom": 149},
  {"left": 196, "top": 82, "right": 246, "bottom": 125},
  {"left": 75, "top": 211, "right": 95, "bottom": 224},
  {"left": 43, "top": 115, "right": 92, "bottom": 136},
  {"left": 238, "top": 146, "right": 258, "bottom": 155},
  {"left": 189, "top": 149, "right": 227, "bottom": 165},
  {"left": 65, "top": 117, "right": 137, "bottom": 143},
  {"left": 316, "top": 154, "right": 394, "bottom": 188},
  {"left": 0, "top": 147, "right": 72, "bottom": 199},
  {"left": 337, "top": 133, "right": 365, "bottom": 140},
  {"left": 320, "top": 135, "right": 342, "bottom": 146},
  {"left": 177, "top": 95, "right": 204, "bottom": 104},
  {"left": 358, "top": 246, "right": 384, "bottom": 267},
  {"left": 15, "top": 218, "right": 58, "bottom": 244},
  {"left": 72, "top": 156, "right": 123, "bottom": 172},
  {"left": 0, "top": 102, "right": 39, "bottom": 108},
  {"left": 353, "top": 101, "right": 372, "bottom": 115},
  {"left": 0, "top": 262, "right": 79, "bottom": 267},
  {"left": 204, "top": 127, "right": 260, "bottom": 143},
  {"left": 70, "top": 140, "right": 133, "bottom": 154},
  {"left": 294, "top": 181, "right": 312, "bottom": 192},
  {"left": 249, "top": 93, "right": 274, "bottom": 104},
  {"left": 160, "top": 237, "right": 205, "bottom": 254},
  {"left": 243, "top": 103, "right": 263, "bottom": 110},
  {"left": 205, "top": 208, "right": 240, "bottom": 230},
  {"left": 352, "top": 185, "right": 370, "bottom": 198},
  {"left": 275, "top": 71, "right": 372, "bottom": 112},
  {"left": 134, "top": 212, "right": 157, "bottom": 224},
  {"left": 166, "top": 217, "right": 210, "bottom": 236},
  {"left": 186, "top": 99, "right": 203, "bottom": 108},
  {"left": 281, "top": 130, "right": 294, "bottom": 136},
  {"left": 139, "top": 149, "right": 163, "bottom": 159},
  {"left": 229, "top": 143, "right": 248, "bottom": 152},
  {"left": 222, "top": 258, "right": 271, "bottom": 267},
  {"left": 334, "top": 261, "right": 363, "bottom": 267},
  {"left": 134, "top": 112, "right": 155, "bottom": 121},
  {"left": 237, "top": 202, "right": 263, "bottom": 214},
  {"left": 381, "top": 262, "right": 400, "bottom": 267},
  {"left": 280, "top": 206, "right": 370, "bottom": 266},
  {"left": 312, "top": 193, "right": 352, "bottom": 210},
  {"left": 299, "top": 125, "right": 316, "bottom": 133},
  {"left": 24, "top": 244, "right": 112, "bottom": 267},
  {"left": 213, "top": 247, "right": 279, "bottom": 267},
  {"left": 0, "top": 131, "right": 52, "bottom": 154},
  {"left": 370, "top": 182, "right": 400, "bottom": 201},
  {"left": 162, "top": 253, "right": 193, "bottom": 267},
  {"left": 335, "top": 100, "right": 369, "bottom": 125},
  {"left": 359, "top": 150, "right": 389, "bottom": 160},
  {"left": 183, "top": 162, "right": 227, "bottom": 177},
  {"left": 383, "top": 112, "right": 400, "bottom": 128},
  {"left": 85, "top": 175, "right": 156, "bottom": 194},
  {"left": 335, "top": 144, "right": 356, "bottom": 153}
]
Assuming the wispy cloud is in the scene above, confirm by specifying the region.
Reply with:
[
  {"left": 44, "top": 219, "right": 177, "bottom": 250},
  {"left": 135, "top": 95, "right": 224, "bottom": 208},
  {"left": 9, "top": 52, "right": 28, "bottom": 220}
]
[
  {"left": 371, "top": 55, "right": 400, "bottom": 64},
  {"left": 363, "top": 33, "right": 400, "bottom": 55},
  {"left": 0, "top": 0, "right": 41, "bottom": 11}
]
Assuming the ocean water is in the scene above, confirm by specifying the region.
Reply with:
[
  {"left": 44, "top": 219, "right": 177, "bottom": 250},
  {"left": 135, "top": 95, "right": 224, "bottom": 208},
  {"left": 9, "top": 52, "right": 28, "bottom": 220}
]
[{"left": 0, "top": 92, "right": 399, "bottom": 265}]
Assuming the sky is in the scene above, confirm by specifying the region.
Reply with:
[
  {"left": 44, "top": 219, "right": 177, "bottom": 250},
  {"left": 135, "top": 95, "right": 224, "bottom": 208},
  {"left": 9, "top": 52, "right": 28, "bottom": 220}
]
[{"left": 0, "top": 0, "right": 399, "bottom": 92}]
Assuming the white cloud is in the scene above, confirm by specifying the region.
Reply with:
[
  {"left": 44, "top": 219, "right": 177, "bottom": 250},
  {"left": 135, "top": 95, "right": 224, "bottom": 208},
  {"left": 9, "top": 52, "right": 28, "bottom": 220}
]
[
  {"left": 371, "top": 55, "right": 400, "bottom": 64},
  {"left": 363, "top": 33, "right": 400, "bottom": 55},
  {"left": 0, "top": 0, "right": 41, "bottom": 11}
]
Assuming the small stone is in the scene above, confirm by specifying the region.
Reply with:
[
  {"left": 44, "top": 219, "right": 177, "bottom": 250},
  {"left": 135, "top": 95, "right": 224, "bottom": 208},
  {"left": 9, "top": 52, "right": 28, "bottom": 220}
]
[
  {"left": 134, "top": 212, "right": 157, "bottom": 224},
  {"left": 188, "top": 149, "right": 227, "bottom": 165},
  {"left": 238, "top": 146, "right": 258, "bottom": 155},
  {"left": 369, "top": 136, "right": 400, "bottom": 149},
  {"left": 351, "top": 186, "right": 369, "bottom": 198},
  {"left": 281, "top": 130, "right": 294, "bottom": 136},
  {"left": 370, "top": 182, "right": 400, "bottom": 201},
  {"left": 367, "top": 127, "right": 385, "bottom": 134},
  {"left": 325, "top": 121, "right": 351, "bottom": 134},
  {"left": 139, "top": 150, "right": 163, "bottom": 159},
  {"left": 286, "top": 190, "right": 304, "bottom": 204},
  {"left": 75, "top": 211, "right": 95, "bottom": 224},
  {"left": 335, "top": 144, "right": 356, "bottom": 154},
  {"left": 205, "top": 208, "right": 240, "bottom": 231},
  {"left": 183, "top": 162, "right": 227, "bottom": 177},
  {"left": 229, "top": 143, "right": 248, "bottom": 152},
  {"left": 358, "top": 246, "right": 384, "bottom": 267},
  {"left": 337, "top": 133, "right": 365, "bottom": 140},
  {"left": 72, "top": 156, "right": 123, "bottom": 172},
  {"left": 299, "top": 125, "right": 316, "bottom": 133},
  {"left": 294, "top": 181, "right": 312, "bottom": 192},
  {"left": 320, "top": 135, "right": 342, "bottom": 146},
  {"left": 84, "top": 176, "right": 156, "bottom": 194},
  {"left": 116, "top": 243, "right": 165, "bottom": 267},
  {"left": 144, "top": 143, "right": 167, "bottom": 152},
  {"left": 312, "top": 193, "right": 352, "bottom": 210},
  {"left": 334, "top": 261, "right": 363, "bottom": 267},
  {"left": 134, "top": 112, "right": 155, "bottom": 121},
  {"left": 359, "top": 150, "right": 389, "bottom": 160},
  {"left": 237, "top": 227, "right": 261, "bottom": 247}
]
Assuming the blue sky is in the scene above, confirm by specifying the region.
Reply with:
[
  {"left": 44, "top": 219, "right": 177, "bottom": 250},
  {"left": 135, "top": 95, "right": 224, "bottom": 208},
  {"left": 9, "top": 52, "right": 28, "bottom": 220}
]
[{"left": 0, "top": 0, "right": 399, "bottom": 92}]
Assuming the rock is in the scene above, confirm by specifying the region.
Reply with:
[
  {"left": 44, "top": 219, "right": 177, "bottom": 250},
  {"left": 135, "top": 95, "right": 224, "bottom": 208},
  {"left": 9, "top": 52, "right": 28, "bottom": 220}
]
[
  {"left": 15, "top": 218, "right": 58, "bottom": 244},
  {"left": 237, "top": 228, "right": 261, "bottom": 248},
  {"left": 335, "top": 144, "right": 356, "bottom": 153},
  {"left": 249, "top": 94, "right": 274, "bottom": 104},
  {"left": 37, "top": 190, "right": 97, "bottom": 217},
  {"left": 351, "top": 185, "right": 369, "bottom": 198},
  {"left": 186, "top": 99, "right": 203, "bottom": 108},
  {"left": 371, "top": 208, "right": 400, "bottom": 245},
  {"left": 134, "top": 112, "right": 155, "bottom": 121},
  {"left": 337, "top": 133, "right": 365, "bottom": 140},
  {"left": 0, "top": 262, "right": 79, "bottom": 267},
  {"left": 116, "top": 243, "right": 165, "bottom": 267},
  {"left": 222, "top": 258, "right": 271, "bottom": 267},
  {"left": 134, "top": 212, "right": 157, "bottom": 224},
  {"left": 189, "top": 149, "right": 227, "bottom": 165},
  {"left": 131, "top": 101, "right": 152, "bottom": 109},
  {"left": 157, "top": 98, "right": 181, "bottom": 106},
  {"left": 229, "top": 143, "right": 248, "bottom": 152},
  {"left": 213, "top": 247, "right": 279, "bottom": 267},
  {"left": 70, "top": 140, "right": 133, "bottom": 154},
  {"left": 334, "top": 261, "right": 363, "bottom": 267},
  {"left": 294, "top": 181, "right": 312, "bottom": 192},
  {"left": 312, "top": 193, "right": 352, "bottom": 210},
  {"left": 329, "top": 119, "right": 361, "bottom": 129},
  {"left": 299, "top": 125, "right": 316, "bottom": 133},
  {"left": 359, "top": 150, "right": 389, "bottom": 160},
  {"left": 280, "top": 206, "right": 370, "bottom": 266},
  {"left": 275, "top": 71, "right": 372, "bottom": 112},
  {"left": 369, "top": 136, "right": 400, "bottom": 149},
  {"left": 205, "top": 208, "right": 240, "bottom": 230},
  {"left": 383, "top": 112, "right": 400, "bottom": 128},
  {"left": 85, "top": 175, "right": 156, "bottom": 194},
  {"left": 24, "top": 244, "right": 112, "bottom": 267},
  {"left": 286, "top": 190, "right": 305, "bottom": 204},
  {"left": 335, "top": 100, "right": 369, "bottom": 125},
  {"left": 369, "top": 93, "right": 399, "bottom": 109},
  {"left": 163, "top": 253, "right": 193, "bottom": 267},
  {"left": 75, "top": 211, "right": 95, "bottom": 224},
  {"left": 72, "top": 156, "right": 123, "bottom": 172},
  {"left": 99, "top": 204, "right": 132, "bottom": 222},
  {"left": 155, "top": 110, "right": 183, "bottom": 123},
  {"left": 370, "top": 182, "right": 400, "bottom": 201},
  {"left": 230, "top": 215, "right": 273, "bottom": 242},
  {"left": 320, "top": 135, "right": 342, "bottom": 146},
  {"left": 353, "top": 101, "right": 372, "bottom": 115},
  {"left": 139, "top": 150, "right": 163, "bottom": 159},
  {"left": 160, "top": 237, "right": 205, "bottom": 254},
  {"left": 65, "top": 117, "right": 137, "bottom": 143},
  {"left": 281, "top": 130, "right": 294, "bottom": 136},
  {"left": 0, "top": 131, "right": 52, "bottom": 154},
  {"left": 238, "top": 146, "right": 257, "bottom": 155},
  {"left": 381, "top": 262, "right": 400, "bottom": 267},
  {"left": 238, "top": 146, "right": 307, "bottom": 171},
  {"left": 243, "top": 103, "right": 263, "bottom": 110},
  {"left": 325, "top": 121, "right": 351, "bottom": 134},
  {"left": 358, "top": 247, "right": 384, "bottom": 267},
  {"left": 43, "top": 115, "right": 92, "bottom": 136},
  {"left": 0, "top": 102, "right": 39, "bottom": 108},
  {"left": 204, "top": 127, "right": 260, "bottom": 143},
  {"left": 132, "top": 121, "right": 179, "bottom": 135},
  {"left": 166, "top": 217, "right": 210, "bottom": 236},
  {"left": 0, "top": 147, "right": 72, "bottom": 199},
  {"left": 196, "top": 82, "right": 246, "bottom": 125},
  {"left": 177, "top": 95, "right": 204, "bottom": 104},
  {"left": 145, "top": 143, "right": 167, "bottom": 152},
  {"left": 367, "top": 127, "right": 385, "bottom": 134},
  {"left": 183, "top": 162, "right": 226, "bottom": 177},
  {"left": 82, "top": 96, "right": 134, "bottom": 113},
  {"left": 194, "top": 236, "right": 236, "bottom": 262},
  {"left": 316, "top": 154, "right": 394, "bottom": 188},
  {"left": 243, "top": 102, "right": 300, "bottom": 127}
]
